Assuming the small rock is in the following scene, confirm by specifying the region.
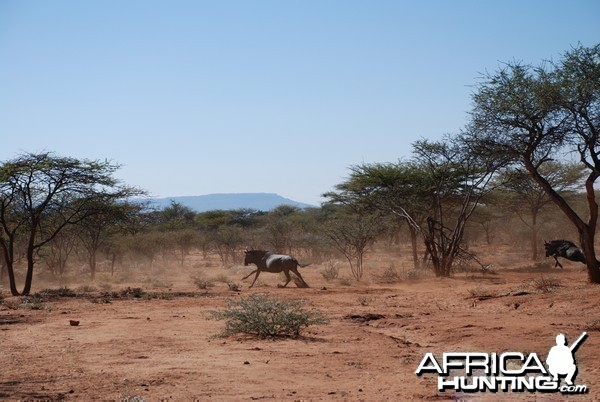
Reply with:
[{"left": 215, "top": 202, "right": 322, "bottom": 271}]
[{"left": 69, "top": 320, "right": 80, "bottom": 326}]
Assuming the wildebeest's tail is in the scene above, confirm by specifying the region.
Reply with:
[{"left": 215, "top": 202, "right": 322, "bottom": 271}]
[{"left": 292, "top": 257, "right": 310, "bottom": 268}]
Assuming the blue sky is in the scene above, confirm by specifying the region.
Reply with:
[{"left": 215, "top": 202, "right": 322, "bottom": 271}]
[{"left": 1, "top": 1, "right": 598, "bottom": 206}]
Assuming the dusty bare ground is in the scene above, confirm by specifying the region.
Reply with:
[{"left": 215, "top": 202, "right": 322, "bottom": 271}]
[{"left": 1, "top": 248, "right": 599, "bottom": 401}]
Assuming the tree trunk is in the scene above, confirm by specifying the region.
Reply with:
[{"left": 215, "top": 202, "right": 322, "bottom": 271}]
[
  {"left": 0, "top": 255, "right": 6, "bottom": 282},
  {"left": 408, "top": 225, "right": 419, "bottom": 269},
  {"left": 580, "top": 230, "right": 600, "bottom": 283},
  {"left": 354, "top": 253, "right": 364, "bottom": 281},
  {"left": 110, "top": 253, "right": 117, "bottom": 276},
  {"left": 19, "top": 221, "right": 39, "bottom": 296},
  {"left": 1, "top": 240, "right": 20, "bottom": 295},
  {"left": 424, "top": 237, "right": 442, "bottom": 277},
  {"left": 22, "top": 249, "right": 35, "bottom": 296},
  {"left": 6, "top": 262, "right": 20, "bottom": 296},
  {"left": 531, "top": 212, "right": 538, "bottom": 261},
  {"left": 421, "top": 248, "right": 430, "bottom": 268},
  {"left": 482, "top": 222, "right": 492, "bottom": 245},
  {"left": 89, "top": 253, "right": 97, "bottom": 281}
]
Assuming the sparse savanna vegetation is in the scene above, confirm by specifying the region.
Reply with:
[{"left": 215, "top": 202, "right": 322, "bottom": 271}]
[{"left": 1, "top": 44, "right": 599, "bottom": 401}]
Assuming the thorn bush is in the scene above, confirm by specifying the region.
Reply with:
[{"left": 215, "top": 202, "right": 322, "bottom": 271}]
[
  {"left": 210, "top": 294, "right": 328, "bottom": 338},
  {"left": 531, "top": 276, "right": 561, "bottom": 293}
]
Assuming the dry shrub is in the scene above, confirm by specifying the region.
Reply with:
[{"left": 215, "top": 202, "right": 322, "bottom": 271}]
[
  {"left": 374, "top": 265, "right": 401, "bottom": 283},
  {"left": 211, "top": 294, "right": 328, "bottom": 338},
  {"left": 35, "top": 287, "right": 76, "bottom": 299},
  {"left": 19, "top": 296, "right": 45, "bottom": 310},
  {"left": 357, "top": 296, "right": 373, "bottom": 306},
  {"left": 320, "top": 261, "right": 340, "bottom": 282},
  {"left": 193, "top": 277, "right": 215, "bottom": 289},
  {"left": 92, "top": 287, "right": 154, "bottom": 302},
  {"left": 76, "top": 285, "right": 98, "bottom": 293},
  {"left": 2, "top": 299, "right": 20, "bottom": 310},
  {"left": 405, "top": 269, "right": 426, "bottom": 281},
  {"left": 468, "top": 288, "right": 492, "bottom": 299},
  {"left": 121, "top": 396, "right": 146, "bottom": 402},
  {"left": 99, "top": 282, "right": 112, "bottom": 291},
  {"left": 531, "top": 276, "right": 561, "bottom": 293},
  {"left": 338, "top": 276, "right": 353, "bottom": 286},
  {"left": 467, "top": 287, "right": 495, "bottom": 299},
  {"left": 122, "top": 287, "right": 146, "bottom": 298}
]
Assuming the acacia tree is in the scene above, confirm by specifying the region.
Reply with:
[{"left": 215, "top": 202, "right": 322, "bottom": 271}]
[
  {"left": 328, "top": 135, "right": 499, "bottom": 277},
  {"left": 467, "top": 190, "right": 506, "bottom": 246},
  {"left": 325, "top": 162, "right": 430, "bottom": 268},
  {"left": 77, "top": 201, "right": 145, "bottom": 279},
  {"left": 469, "top": 44, "right": 600, "bottom": 283},
  {"left": 262, "top": 206, "right": 304, "bottom": 255},
  {"left": 408, "top": 136, "right": 499, "bottom": 276},
  {"left": 324, "top": 207, "right": 383, "bottom": 281},
  {"left": 0, "top": 152, "right": 142, "bottom": 295},
  {"left": 210, "top": 225, "right": 246, "bottom": 264},
  {"left": 41, "top": 226, "right": 77, "bottom": 277},
  {"left": 156, "top": 201, "right": 197, "bottom": 230}
]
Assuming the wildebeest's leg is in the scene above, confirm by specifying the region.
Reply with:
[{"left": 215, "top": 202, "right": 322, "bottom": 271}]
[
  {"left": 291, "top": 267, "right": 309, "bottom": 287},
  {"left": 553, "top": 256, "right": 563, "bottom": 269},
  {"left": 248, "top": 270, "right": 262, "bottom": 288},
  {"left": 278, "top": 270, "right": 292, "bottom": 288},
  {"left": 242, "top": 269, "right": 261, "bottom": 288},
  {"left": 242, "top": 269, "right": 258, "bottom": 280}
]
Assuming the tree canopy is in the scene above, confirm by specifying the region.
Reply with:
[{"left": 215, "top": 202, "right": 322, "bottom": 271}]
[{"left": 0, "top": 152, "right": 143, "bottom": 295}]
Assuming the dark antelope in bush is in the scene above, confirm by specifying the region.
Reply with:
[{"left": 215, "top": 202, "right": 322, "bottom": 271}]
[
  {"left": 242, "top": 249, "right": 310, "bottom": 288},
  {"left": 544, "top": 240, "right": 586, "bottom": 268}
]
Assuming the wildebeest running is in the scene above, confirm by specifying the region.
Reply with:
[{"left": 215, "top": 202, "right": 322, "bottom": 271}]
[
  {"left": 544, "top": 240, "right": 586, "bottom": 268},
  {"left": 242, "top": 249, "right": 310, "bottom": 288}
]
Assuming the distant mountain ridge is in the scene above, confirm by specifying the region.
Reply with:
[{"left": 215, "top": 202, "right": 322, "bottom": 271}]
[{"left": 148, "top": 193, "right": 315, "bottom": 212}]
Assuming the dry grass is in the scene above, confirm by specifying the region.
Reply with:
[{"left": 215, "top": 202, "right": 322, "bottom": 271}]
[
  {"left": 530, "top": 276, "right": 562, "bottom": 293},
  {"left": 373, "top": 264, "right": 401, "bottom": 283},
  {"left": 320, "top": 261, "right": 340, "bottom": 282}
]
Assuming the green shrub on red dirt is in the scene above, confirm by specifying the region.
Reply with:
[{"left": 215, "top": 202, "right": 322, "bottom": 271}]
[{"left": 210, "top": 293, "right": 328, "bottom": 338}]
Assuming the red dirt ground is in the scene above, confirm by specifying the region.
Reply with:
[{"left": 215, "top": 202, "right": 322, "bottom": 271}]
[{"left": 1, "top": 248, "right": 599, "bottom": 401}]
